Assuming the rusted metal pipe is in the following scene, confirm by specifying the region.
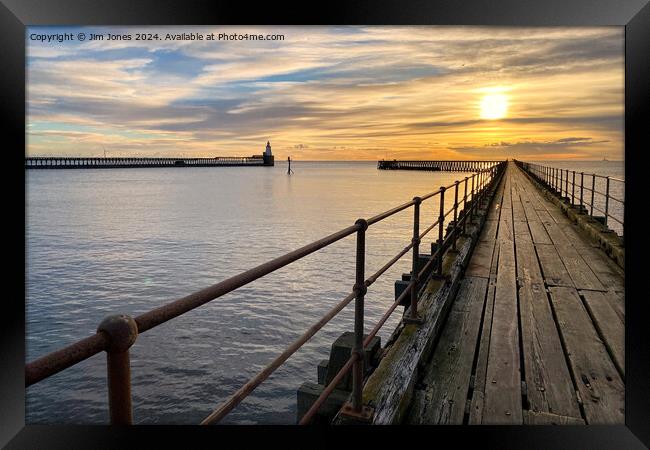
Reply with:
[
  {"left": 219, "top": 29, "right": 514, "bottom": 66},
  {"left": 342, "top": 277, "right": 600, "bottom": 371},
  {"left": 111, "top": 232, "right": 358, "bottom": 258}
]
[
  {"left": 437, "top": 186, "right": 446, "bottom": 277},
  {"left": 97, "top": 314, "right": 138, "bottom": 425},
  {"left": 135, "top": 223, "right": 361, "bottom": 333},
  {"left": 200, "top": 289, "right": 357, "bottom": 424},
  {"left": 605, "top": 176, "right": 610, "bottom": 227},
  {"left": 408, "top": 197, "right": 422, "bottom": 323},
  {"left": 452, "top": 181, "right": 459, "bottom": 250},
  {"left": 352, "top": 218, "right": 368, "bottom": 412}
]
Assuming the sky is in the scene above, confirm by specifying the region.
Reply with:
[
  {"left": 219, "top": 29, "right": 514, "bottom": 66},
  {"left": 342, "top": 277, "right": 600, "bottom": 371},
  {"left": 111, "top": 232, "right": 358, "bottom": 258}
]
[{"left": 26, "top": 26, "right": 624, "bottom": 161}]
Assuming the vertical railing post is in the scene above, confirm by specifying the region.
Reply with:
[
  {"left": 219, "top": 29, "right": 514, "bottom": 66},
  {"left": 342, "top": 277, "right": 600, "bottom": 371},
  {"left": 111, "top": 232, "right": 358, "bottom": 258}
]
[
  {"left": 565, "top": 169, "right": 569, "bottom": 201},
  {"left": 437, "top": 186, "right": 446, "bottom": 277},
  {"left": 351, "top": 218, "right": 368, "bottom": 412},
  {"left": 571, "top": 171, "right": 576, "bottom": 205},
  {"left": 590, "top": 174, "right": 595, "bottom": 216},
  {"left": 406, "top": 199, "right": 423, "bottom": 324},
  {"left": 580, "top": 172, "right": 584, "bottom": 209},
  {"left": 462, "top": 177, "right": 468, "bottom": 235},
  {"left": 452, "top": 181, "right": 459, "bottom": 250},
  {"left": 604, "top": 176, "right": 610, "bottom": 228},
  {"left": 97, "top": 314, "right": 138, "bottom": 425},
  {"left": 470, "top": 175, "right": 475, "bottom": 223}
]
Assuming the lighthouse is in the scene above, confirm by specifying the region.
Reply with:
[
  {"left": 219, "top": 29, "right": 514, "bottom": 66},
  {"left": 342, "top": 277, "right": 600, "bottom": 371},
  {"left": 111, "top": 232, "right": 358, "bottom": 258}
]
[{"left": 263, "top": 141, "right": 274, "bottom": 166}]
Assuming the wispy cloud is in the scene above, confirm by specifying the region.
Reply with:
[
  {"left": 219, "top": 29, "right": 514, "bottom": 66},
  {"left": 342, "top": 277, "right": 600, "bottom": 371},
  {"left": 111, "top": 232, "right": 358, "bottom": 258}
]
[{"left": 27, "top": 26, "right": 623, "bottom": 160}]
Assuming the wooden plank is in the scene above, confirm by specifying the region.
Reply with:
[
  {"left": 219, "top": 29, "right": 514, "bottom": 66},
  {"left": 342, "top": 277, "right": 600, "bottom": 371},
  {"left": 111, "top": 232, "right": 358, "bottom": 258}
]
[
  {"left": 519, "top": 281, "right": 581, "bottom": 418},
  {"left": 498, "top": 211, "right": 514, "bottom": 243},
  {"left": 542, "top": 222, "right": 604, "bottom": 291},
  {"left": 558, "top": 224, "right": 624, "bottom": 292},
  {"left": 516, "top": 241, "right": 543, "bottom": 285},
  {"left": 524, "top": 410, "right": 585, "bottom": 425},
  {"left": 465, "top": 239, "right": 496, "bottom": 278},
  {"left": 480, "top": 218, "right": 499, "bottom": 242},
  {"left": 468, "top": 277, "right": 496, "bottom": 425},
  {"left": 548, "top": 287, "right": 624, "bottom": 424},
  {"left": 528, "top": 221, "right": 552, "bottom": 245},
  {"left": 536, "top": 210, "right": 555, "bottom": 225},
  {"left": 409, "top": 277, "right": 489, "bottom": 424},
  {"left": 581, "top": 290, "right": 625, "bottom": 377},
  {"left": 512, "top": 199, "right": 527, "bottom": 222},
  {"left": 483, "top": 240, "right": 522, "bottom": 424},
  {"left": 468, "top": 248, "right": 500, "bottom": 425},
  {"left": 513, "top": 220, "right": 533, "bottom": 244},
  {"left": 535, "top": 244, "right": 574, "bottom": 287}
]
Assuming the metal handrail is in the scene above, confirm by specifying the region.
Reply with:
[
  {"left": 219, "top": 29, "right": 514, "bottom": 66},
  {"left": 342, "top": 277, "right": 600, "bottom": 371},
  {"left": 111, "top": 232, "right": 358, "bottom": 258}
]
[
  {"left": 26, "top": 161, "right": 507, "bottom": 425},
  {"left": 513, "top": 160, "right": 624, "bottom": 234}
]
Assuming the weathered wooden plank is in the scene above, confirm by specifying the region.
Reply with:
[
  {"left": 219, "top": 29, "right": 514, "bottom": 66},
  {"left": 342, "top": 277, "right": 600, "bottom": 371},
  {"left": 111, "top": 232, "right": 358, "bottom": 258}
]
[
  {"left": 483, "top": 240, "right": 522, "bottom": 424},
  {"left": 528, "top": 221, "right": 552, "bottom": 245},
  {"left": 513, "top": 220, "right": 533, "bottom": 244},
  {"left": 536, "top": 209, "right": 555, "bottom": 225},
  {"left": 465, "top": 239, "right": 496, "bottom": 278},
  {"left": 512, "top": 199, "right": 527, "bottom": 222},
  {"left": 497, "top": 215, "right": 514, "bottom": 243},
  {"left": 519, "top": 281, "right": 581, "bottom": 418},
  {"left": 408, "top": 277, "right": 489, "bottom": 424},
  {"left": 541, "top": 222, "right": 604, "bottom": 291},
  {"left": 581, "top": 290, "right": 625, "bottom": 377},
  {"left": 524, "top": 410, "right": 586, "bottom": 425},
  {"left": 480, "top": 218, "right": 499, "bottom": 242},
  {"left": 548, "top": 287, "right": 624, "bottom": 424},
  {"left": 362, "top": 228, "right": 480, "bottom": 425},
  {"left": 468, "top": 276, "right": 496, "bottom": 425},
  {"left": 515, "top": 241, "right": 543, "bottom": 285},
  {"left": 535, "top": 244, "right": 574, "bottom": 287},
  {"left": 468, "top": 242, "right": 500, "bottom": 425},
  {"left": 558, "top": 224, "right": 624, "bottom": 291}
]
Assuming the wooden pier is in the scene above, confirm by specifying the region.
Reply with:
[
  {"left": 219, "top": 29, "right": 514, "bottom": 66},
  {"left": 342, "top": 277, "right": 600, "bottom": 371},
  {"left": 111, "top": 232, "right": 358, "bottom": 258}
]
[
  {"left": 377, "top": 160, "right": 502, "bottom": 171},
  {"left": 24, "top": 155, "right": 274, "bottom": 169},
  {"left": 391, "top": 161, "right": 625, "bottom": 425}
]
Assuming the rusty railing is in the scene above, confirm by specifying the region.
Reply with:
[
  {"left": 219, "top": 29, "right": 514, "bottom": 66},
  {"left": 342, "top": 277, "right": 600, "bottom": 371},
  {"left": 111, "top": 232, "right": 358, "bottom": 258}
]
[
  {"left": 26, "top": 161, "right": 507, "bottom": 425},
  {"left": 514, "top": 160, "right": 624, "bottom": 236}
]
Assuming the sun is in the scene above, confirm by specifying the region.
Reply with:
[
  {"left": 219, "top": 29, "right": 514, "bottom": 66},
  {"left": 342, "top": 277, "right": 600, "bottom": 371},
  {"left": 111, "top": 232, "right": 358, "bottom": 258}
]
[{"left": 480, "top": 93, "right": 508, "bottom": 120}]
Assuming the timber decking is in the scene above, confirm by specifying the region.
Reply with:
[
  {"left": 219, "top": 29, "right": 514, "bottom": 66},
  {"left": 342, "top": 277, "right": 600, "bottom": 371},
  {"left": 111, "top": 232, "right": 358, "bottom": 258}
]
[{"left": 406, "top": 161, "right": 624, "bottom": 425}]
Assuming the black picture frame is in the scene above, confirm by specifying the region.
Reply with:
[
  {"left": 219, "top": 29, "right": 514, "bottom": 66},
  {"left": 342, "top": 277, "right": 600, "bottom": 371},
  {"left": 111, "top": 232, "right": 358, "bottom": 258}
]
[{"left": 2, "top": 0, "right": 649, "bottom": 447}]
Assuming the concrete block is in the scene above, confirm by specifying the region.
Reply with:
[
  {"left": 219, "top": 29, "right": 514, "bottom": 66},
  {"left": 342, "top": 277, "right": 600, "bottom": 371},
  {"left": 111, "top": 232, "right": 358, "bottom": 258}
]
[
  {"left": 317, "top": 359, "right": 329, "bottom": 384},
  {"left": 325, "top": 332, "right": 382, "bottom": 390},
  {"left": 395, "top": 280, "right": 410, "bottom": 306},
  {"left": 296, "top": 382, "right": 350, "bottom": 424}
]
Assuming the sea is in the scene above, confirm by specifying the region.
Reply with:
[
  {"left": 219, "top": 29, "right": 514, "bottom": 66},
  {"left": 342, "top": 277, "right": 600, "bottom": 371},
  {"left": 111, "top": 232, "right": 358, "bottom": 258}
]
[{"left": 25, "top": 160, "right": 624, "bottom": 424}]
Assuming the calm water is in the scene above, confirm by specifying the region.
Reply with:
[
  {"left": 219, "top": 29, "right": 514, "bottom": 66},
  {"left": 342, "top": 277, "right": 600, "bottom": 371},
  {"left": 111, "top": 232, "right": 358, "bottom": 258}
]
[{"left": 25, "top": 160, "right": 624, "bottom": 424}]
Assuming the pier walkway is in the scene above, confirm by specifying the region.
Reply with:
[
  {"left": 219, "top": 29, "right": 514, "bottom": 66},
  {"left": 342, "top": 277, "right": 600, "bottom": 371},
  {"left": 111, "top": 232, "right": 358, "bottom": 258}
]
[{"left": 406, "top": 161, "right": 624, "bottom": 425}]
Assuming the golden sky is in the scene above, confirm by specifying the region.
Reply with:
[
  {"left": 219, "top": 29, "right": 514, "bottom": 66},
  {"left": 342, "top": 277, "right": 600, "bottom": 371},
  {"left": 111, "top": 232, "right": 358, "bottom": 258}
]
[{"left": 27, "top": 26, "right": 624, "bottom": 160}]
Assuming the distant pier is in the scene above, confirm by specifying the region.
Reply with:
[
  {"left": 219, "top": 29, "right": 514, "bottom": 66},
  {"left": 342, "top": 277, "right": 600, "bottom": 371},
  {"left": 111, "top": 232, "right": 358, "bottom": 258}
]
[
  {"left": 25, "top": 155, "right": 274, "bottom": 169},
  {"left": 377, "top": 160, "right": 502, "bottom": 171},
  {"left": 26, "top": 141, "right": 276, "bottom": 169}
]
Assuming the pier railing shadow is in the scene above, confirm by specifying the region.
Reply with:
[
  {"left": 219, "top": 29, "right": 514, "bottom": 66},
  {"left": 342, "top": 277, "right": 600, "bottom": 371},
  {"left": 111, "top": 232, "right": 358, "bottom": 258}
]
[
  {"left": 514, "top": 160, "right": 624, "bottom": 238},
  {"left": 25, "top": 161, "right": 507, "bottom": 425}
]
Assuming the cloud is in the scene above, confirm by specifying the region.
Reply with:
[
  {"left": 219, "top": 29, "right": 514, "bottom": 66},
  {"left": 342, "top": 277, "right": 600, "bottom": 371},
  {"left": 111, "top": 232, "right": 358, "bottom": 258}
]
[{"left": 26, "top": 26, "right": 624, "bottom": 160}]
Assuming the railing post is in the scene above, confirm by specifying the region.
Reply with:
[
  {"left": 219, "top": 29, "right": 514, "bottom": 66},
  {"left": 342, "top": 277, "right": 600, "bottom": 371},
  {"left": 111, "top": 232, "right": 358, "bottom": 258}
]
[
  {"left": 470, "top": 175, "right": 475, "bottom": 223},
  {"left": 352, "top": 218, "right": 368, "bottom": 412},
  {"left": 452, "top": 181, "right": 459, "bottom": 250},
  {"left": 590, "top": 174, "right": 595, "bottom": 216},
  {"left": 571, "top": 171, "right": 576, "bottom": 205},
  {"left": 580, "top": 172, "right": 584, "bottom": 208},
  {"left": 565, "top": 169, "right": 569, "bottom": 201},
  {"left": 97, "top": 314, "right": 138, "bottom": 425},
  {"left": 462, "top": 177, "right": 468, "bottom": 235},
  {"left": 437, "top": 186, "right": 446, "bottom": 277},
  {"left": 406, "top": 198, "right": 423, "bottom": 325},
  {"left": 604, "top": 176, "right": 610, "bottom": 227}
]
